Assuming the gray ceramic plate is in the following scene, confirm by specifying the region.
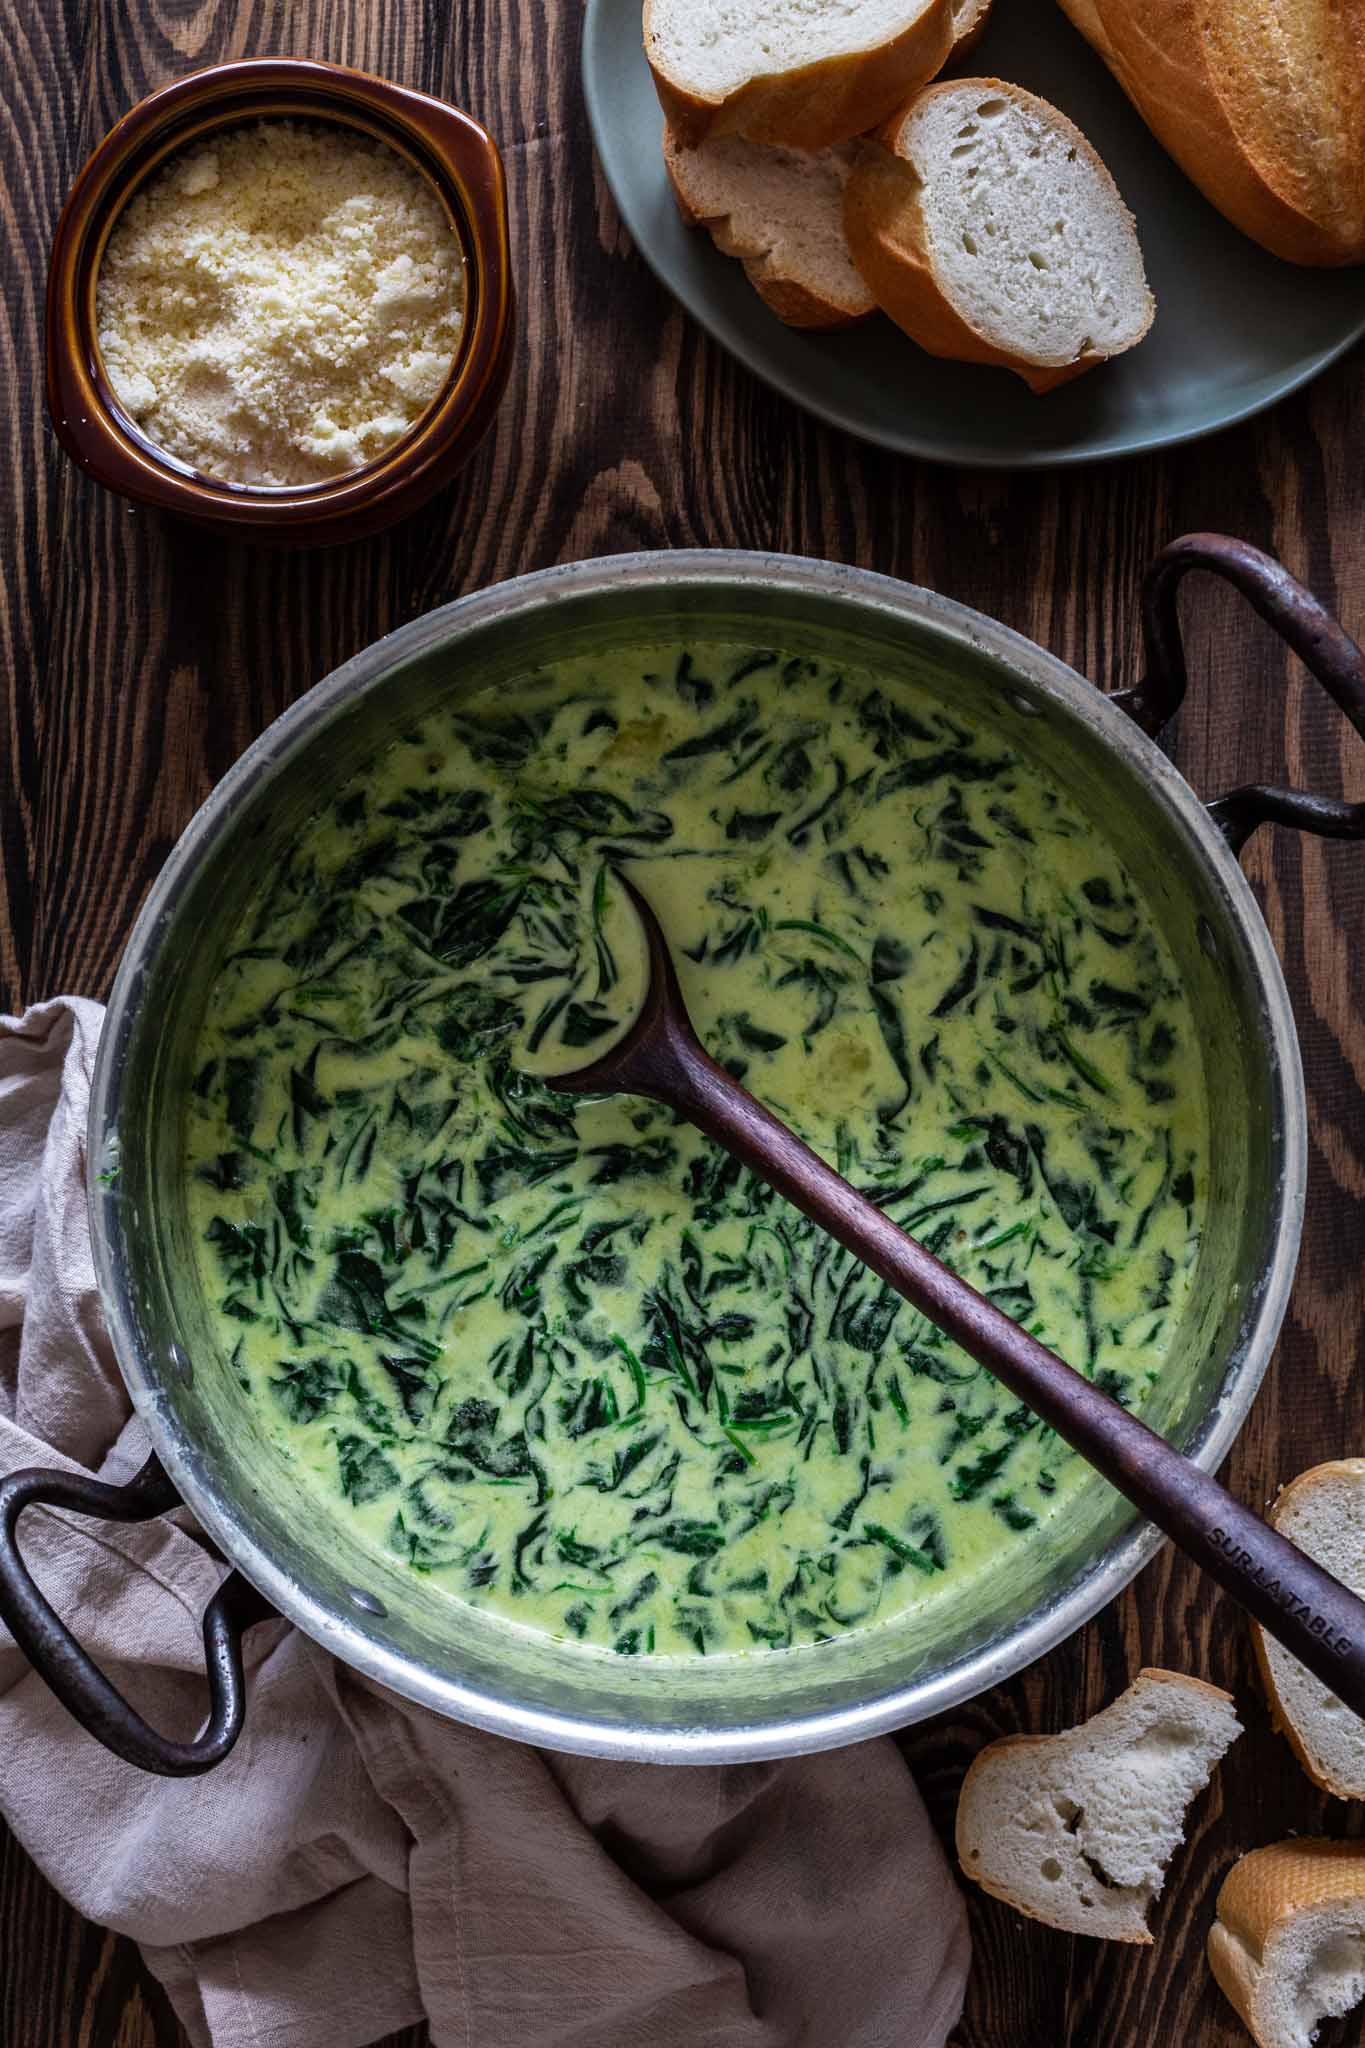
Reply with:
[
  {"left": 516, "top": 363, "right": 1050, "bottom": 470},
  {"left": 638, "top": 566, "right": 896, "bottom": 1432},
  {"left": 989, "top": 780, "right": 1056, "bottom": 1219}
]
[{"left": 582, "top": 0, "right": 1365, "bottom": 468}]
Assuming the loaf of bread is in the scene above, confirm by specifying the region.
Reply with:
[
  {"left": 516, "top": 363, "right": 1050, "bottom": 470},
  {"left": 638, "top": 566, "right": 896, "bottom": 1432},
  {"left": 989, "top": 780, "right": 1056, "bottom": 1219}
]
[
  {"left": 643, "top": 0, "right": 955, "bottom": 151},
  {"left": 843, "top": 79, "right": 1154, "bottom": 392},
  {"left": 664, "top": 129, "right": 875, "bottom": 328},
  {"left": 955, "top": 1669, "right": 1241, "bottom": 1940},
  {"left": 1253, "top": 1458, "right": 1365, "bottom": 1800},
  {"left": 1057, "top": 0, "right": 1365, "bottom": 266},
  {"left": 1209, "top": 1840, "right": 1365, "bottom": 2048}
]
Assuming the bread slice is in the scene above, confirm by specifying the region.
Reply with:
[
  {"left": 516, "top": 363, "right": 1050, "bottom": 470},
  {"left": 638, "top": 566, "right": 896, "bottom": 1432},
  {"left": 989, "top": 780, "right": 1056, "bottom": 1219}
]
[
  {"left": 643, "top": 0, "right": 955, "bottom": 152},
  {"left": 1253, "top": 1459, "right": 1365, "bottom": 1800},
  {"left": 663, "top": 128, "right": 875, "bottom": 329},
  {"left": 955, "top": 1669, "right": 1241, "bottom": 1942},
  {"left": 1056, "top": 0, "right": 1365, "bottom": 268},
  {"left": 1209, "top": 1841, "right": 1365, "bottom": 2048},
  {"left": 950, "top": 0, "right": 994, "bottom": 58},
  {"left": 843, "top": 78, "right": 1154, "bottom": 393}
]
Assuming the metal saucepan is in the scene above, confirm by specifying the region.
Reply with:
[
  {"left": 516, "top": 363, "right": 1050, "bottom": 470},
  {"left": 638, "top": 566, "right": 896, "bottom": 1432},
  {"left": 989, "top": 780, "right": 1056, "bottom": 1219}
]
[{"left": 2, "top": 535, "right": 1361, "bottom": 1773}]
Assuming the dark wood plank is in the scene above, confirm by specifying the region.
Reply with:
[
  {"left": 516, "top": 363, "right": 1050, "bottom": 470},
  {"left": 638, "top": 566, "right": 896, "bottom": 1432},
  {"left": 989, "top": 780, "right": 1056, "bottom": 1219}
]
[{"left": 2, "top": 0, "right": 1363, "bottom": 2043}]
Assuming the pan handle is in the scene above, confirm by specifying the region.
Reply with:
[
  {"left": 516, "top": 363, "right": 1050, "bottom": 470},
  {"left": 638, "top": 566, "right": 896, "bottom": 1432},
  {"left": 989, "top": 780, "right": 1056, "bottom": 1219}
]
[
  {"left": 0, "top": 1453, "right": 275, "bottom": 1775},
  {"left": 1112, "top": 533, "right": 1365, "bottom": 854}
]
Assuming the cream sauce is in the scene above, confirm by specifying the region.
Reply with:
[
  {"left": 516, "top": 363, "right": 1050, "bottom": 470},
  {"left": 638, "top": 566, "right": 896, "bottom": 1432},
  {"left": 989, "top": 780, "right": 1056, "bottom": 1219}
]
[{"left": 184, "top": 644, "right": 1207, "bottom": 1657}]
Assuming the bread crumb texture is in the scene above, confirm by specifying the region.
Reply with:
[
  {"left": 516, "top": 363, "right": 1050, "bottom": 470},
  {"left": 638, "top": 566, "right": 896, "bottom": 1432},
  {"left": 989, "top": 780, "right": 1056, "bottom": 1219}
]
[
  {"left": 910, "top": 84, "right": 1151, "bottom": 366},
  {"left": 96, "top": 120, "right": 465, "bottom": 487},
  {"left": 647, "top": 0, "right": 929, "bottom": 96},
  {"left": 666, "top": 131, "right": 874, "bottom": 320},
  {"left": 955, "top": 1670, "right": 1240, "bottom": 1941}
]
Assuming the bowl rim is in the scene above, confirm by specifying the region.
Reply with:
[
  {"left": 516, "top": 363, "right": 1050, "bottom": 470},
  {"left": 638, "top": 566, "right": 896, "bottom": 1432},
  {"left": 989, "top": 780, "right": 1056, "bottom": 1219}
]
[
  {"left": 45, "top": 56, "right": 515, "bottom": 545},
  {"left": 89, "top": 551, "right": 1308, "bottom": 1760}
]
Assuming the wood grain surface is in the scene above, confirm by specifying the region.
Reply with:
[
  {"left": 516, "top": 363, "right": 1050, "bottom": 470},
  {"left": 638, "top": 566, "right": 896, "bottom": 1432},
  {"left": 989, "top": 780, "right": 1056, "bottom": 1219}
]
[{"left": 2, "top": 2, "right": 1363, "bottom": 2043}]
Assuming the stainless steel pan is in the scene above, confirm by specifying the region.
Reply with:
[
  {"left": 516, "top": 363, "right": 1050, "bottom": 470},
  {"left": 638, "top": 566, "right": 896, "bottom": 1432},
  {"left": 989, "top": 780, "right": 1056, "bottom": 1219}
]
[{"left": 3, "top": 535, "right": 1361, "bottom": 1771}]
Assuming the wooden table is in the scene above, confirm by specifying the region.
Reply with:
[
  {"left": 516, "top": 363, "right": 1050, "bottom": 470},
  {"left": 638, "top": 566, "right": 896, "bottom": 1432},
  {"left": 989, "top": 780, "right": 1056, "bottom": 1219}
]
[{"left": 3, "top": 3, "right": 1363, "bottom": 2042}]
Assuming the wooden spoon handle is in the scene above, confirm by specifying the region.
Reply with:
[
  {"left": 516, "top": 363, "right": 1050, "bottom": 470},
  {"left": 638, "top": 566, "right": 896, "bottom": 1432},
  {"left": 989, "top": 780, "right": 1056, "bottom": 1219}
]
[{"left": 653, "top": 1028, "right": 1365, "bottom": 1713}]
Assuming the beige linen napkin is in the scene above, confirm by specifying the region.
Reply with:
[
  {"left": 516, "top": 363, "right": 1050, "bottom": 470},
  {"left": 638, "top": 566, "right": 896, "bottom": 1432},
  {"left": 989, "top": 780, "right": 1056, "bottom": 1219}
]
[{"left": 0, "top": 999, "right": 970, "bottom": 2048}]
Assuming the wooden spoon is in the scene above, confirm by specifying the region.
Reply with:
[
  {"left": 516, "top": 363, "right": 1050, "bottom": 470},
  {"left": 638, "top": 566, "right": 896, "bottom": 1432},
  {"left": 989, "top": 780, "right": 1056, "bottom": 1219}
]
[{"left": 547, "top": 877, "right": 1365, "bottom": 1713}]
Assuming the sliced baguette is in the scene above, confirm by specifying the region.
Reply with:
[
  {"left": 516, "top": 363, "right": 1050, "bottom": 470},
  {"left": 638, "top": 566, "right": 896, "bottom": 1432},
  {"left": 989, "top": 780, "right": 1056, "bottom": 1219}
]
[
  {"left": 843, "top": 78, "right": 1154, "bottom": 393},
  {"left": 1254, "top": 1459, "right": 1365, "bottom": 1800},
  {"left": 663, "top": 128, "right": 874, "bottom": 329},
  {"left": 950, "top": 0, "right": 994, "bottom": 59},
  {"left": 643, "top": 0, "right": 955, "bottom": 152},
  {"left": 1056, "top": 0, "right": 1365, "bottom": 267},
  {"left": 955, "top": 1669, "right": 1241, "bottom": 1942},
  {"left": 1209, "top": 1840, "right": 1365, "bottom": 2048}
]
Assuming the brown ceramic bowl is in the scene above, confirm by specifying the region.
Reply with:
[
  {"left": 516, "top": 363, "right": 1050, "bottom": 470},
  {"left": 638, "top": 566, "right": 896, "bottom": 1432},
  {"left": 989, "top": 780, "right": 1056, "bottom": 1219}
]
[{"left": 46, "top": 58, "right": 514, "bottom": 545}]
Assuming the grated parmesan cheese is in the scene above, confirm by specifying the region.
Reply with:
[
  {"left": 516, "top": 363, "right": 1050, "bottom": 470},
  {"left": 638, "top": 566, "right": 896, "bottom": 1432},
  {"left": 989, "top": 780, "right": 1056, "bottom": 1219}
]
[{"left": 96, "top": 120, "right": 466, "bottom": 488}]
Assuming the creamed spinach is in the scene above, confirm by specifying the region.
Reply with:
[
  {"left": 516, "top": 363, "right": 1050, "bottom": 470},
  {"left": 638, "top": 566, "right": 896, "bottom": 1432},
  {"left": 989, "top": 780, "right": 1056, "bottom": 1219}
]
[{"left": 185, "top": 644, "right": 1207, "bottom": 1657}]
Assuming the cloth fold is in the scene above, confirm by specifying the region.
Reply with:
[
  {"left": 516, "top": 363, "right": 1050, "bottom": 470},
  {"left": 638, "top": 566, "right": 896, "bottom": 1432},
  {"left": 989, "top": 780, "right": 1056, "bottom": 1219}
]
[{"left": 0, "top": 999, "right": 969, "bottom": 2048}]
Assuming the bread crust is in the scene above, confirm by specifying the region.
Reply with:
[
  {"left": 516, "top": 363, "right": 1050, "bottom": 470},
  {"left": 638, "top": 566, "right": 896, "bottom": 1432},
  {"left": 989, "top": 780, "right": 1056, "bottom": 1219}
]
[
  {"left": 644, "top": 0, "right": 956, "bottom": 152},
  {"left": 842, "top": 78, "right": 1153, "bottom": 394},
  {"left": 1207, "top": 1921, "right": 1260, "bottom": 2046},
  {"left": 1056, "top": 0, "right": 1365, "bottom": 266},
  {"left": 1209, "top": 1839, "right": 1365, "bottom": 2048},
  {"left": 1218, "top": 1838, "right": 1365, "bottom": 1943},
  {"left": 663, "top": 133, "right": 873, "bottom": 329},
  {"left": 1252, "top": 1458, "right": 1365, "bottom": 1799},
  {"left": 740, "top": 271, "right": 868, "bottom": 330}
]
